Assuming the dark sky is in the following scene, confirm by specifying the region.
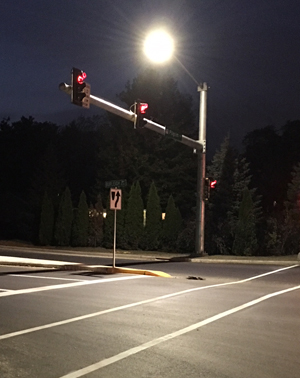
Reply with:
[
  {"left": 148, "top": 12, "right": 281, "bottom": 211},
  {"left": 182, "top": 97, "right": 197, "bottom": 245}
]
[{"left": 1, "top": 0, "right": 300, "bottom": 155}]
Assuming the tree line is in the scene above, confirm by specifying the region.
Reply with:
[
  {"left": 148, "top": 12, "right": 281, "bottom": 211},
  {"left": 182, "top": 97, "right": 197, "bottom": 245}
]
[
  {"left": 39, "top": 182, "right": 182, "bottom": 252},
  {"left": 1, "top": 69, "right": 300, "bottom": 255}
]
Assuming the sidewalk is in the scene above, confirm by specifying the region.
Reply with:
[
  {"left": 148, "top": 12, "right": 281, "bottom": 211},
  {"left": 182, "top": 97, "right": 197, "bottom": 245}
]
[
  {"left": 0, "top": 244, "right": 299, "bottom": 276},
  {"left": 186, "top": 254, "right": 300, "bottom": 266},
  {"left": 0, "top": 248, "right": 171, "bottom": 278}
]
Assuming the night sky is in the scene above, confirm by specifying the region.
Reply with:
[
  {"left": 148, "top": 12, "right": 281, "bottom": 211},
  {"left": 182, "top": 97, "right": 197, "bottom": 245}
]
[{"left": 2, "top": 0, "right": 300, "bottom": 155}]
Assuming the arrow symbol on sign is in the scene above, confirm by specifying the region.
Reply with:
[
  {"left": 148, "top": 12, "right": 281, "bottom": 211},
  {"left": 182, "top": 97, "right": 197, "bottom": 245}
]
[
  {"left": 115, "top": 191, "right": 120, "bottom": 208},
  {"left": 110, "top": 188, "right": 122, "bottom": 210}
]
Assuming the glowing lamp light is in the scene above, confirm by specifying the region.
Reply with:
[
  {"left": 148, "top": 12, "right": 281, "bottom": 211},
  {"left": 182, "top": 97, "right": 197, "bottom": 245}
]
[{"left": 144, "top": 30, "right": 174, "bottom": 63}]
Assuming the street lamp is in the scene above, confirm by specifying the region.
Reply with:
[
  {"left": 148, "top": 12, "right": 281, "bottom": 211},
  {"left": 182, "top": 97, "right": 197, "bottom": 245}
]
[
  {"left": 144, "top": 30, "right": 208, "bottom": 256},
  {"left": 144, "top": 30, "right": 174, "bottom": 63}
]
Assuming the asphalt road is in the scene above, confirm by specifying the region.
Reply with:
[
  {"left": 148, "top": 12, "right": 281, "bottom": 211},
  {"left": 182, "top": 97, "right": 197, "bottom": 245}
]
[{"left": 0, "top": 251, "right": 299, "bottom": 378}]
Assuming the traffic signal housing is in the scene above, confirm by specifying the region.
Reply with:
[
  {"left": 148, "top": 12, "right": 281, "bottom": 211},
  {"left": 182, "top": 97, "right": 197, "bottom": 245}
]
[
  {"left": 204, "top": 177, "right": 211, "bottom": 201},
  {"left": 71, "top": 67, "right": 90, "bottom": 108},
  {"left": 134, "top": 101, "right": 148, "bottom": 128},
  {"left": 204, "top": 178, "right": 217, "bottom": 200}
]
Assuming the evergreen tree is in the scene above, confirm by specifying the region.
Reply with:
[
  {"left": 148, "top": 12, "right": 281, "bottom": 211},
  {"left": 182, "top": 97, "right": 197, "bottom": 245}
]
[
  {"left": 0, "top": 117, "right": 58, "bottom": 241},
  {"left": 206, "top": 137, "right": 236, "bottom": 254},
  {"left": 264, "top": 216, "right": 283, "bottom": 256},
  {"left": 58, "top": 120, "right": 102, "bottom": 203},
  {"left": 232, "top": 188, "right": 258, "bottom": 255},
  {"left": 281, "top": 162, "right": 300, "bottom": 254},
  {"left": 161, "top": 194, "right": 182, "bottom": 251},
  {"left": 71, "top": 191, "right": 89, "bottom": 247},
  {"left": 30, "top": 144, "right": 66, "bottom": 212},
  {"left": 206, "top": 136, "right": 261, "bottom": 255},
  {"left": 141, "top": 182, "right": 162, "bottom": 250},
  {"left": 103, "top": 194, "right": 114, "bottom": 248},
  {"left": 30, "top": 144, "right": 66, "bottom": 241},
  {"left": 88, "top": 194, "right": 104, "bottom": 247},
  {"left": 207, "top": 136, "right": 231, "bottom": 182},
  {"left": 243, "top": 125, "right": 283, "bottom": 213},
  {"left": 176, "top": 220, "right": 195, "bottom": 253},
  {"left": 116, "top": 191, "right": 127, "bottom": 249},
  {"left": 124, "top": 182, "right": 144, "bottom": 249},
  {"left": 228, "top": 157, "right": 262, "bottom": 248},
  {"left": 38, "top": 191, "right": 54, "bottom": 245},
  {"left": 54, "top": 187, "right": 73, "bottom": 246}
]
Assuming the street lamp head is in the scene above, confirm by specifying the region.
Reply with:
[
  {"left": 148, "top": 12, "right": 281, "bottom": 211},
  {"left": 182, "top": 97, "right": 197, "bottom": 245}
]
[{"left": 144, "top": 29, "right": 174, "bottom": 63}]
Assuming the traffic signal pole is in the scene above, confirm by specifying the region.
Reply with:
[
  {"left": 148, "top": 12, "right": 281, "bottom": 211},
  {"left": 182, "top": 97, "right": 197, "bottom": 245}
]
[
  {"left": 195, "top": 83, "right": 208, "bottom": 256},
  {"left": 60, "top": 79, "right": 205, "bottom": 256},
  {"left": 59, "top": 83, "right": 203, "bottom": 152}
]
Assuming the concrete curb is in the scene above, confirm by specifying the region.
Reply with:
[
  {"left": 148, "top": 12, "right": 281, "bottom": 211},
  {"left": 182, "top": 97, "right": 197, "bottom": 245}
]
[
  {"left": 169, "top": 256, "right": 298, "bottom": 265},
  {"left": 0, "top": 245, "right": 298, "bottom": 266},
  {"left": 0, "top": 256, "right": 171, "bottom": 278},
  {"left": 89, "top": 265, "right": 171, "bottom": 277},
  {"left": 189, "top": 258, "right": 299, "bottom": 266}
]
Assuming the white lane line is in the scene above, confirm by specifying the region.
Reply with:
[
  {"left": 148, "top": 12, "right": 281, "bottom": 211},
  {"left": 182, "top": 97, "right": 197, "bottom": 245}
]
[
  {"left": 0, "top": 275, "right": 143, "bottom": 298},
  {"left": 59, "top": 284, "right": 300, "bottom": 378},
  {"left": 0, "top": 264, "right": 297, "bottom": 341},
  {"left": 232, "top": 264, "right": 298, "bottom": 282},
  {"left": 10, "top": 274, "right": 86, "bottom": 282},
  {"left": 0, "top": 288, "right": 13, "bottom": 292}
]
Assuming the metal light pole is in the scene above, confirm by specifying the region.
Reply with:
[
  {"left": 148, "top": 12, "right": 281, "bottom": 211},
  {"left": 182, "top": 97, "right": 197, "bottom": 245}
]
[
  {"left": 63, "top": 28, "right": 209, "bottom": 256},
  {"left": 195, "top": 83, "right": 208, "bottom": 256},
  {"left": 173, "top": 56, "right": 208, "bottom": 256}
]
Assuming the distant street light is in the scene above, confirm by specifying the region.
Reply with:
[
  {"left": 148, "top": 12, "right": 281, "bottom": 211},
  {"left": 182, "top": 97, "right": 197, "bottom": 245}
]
[{"left": 144, "top": 30, "right": 208, "bottom": 256}]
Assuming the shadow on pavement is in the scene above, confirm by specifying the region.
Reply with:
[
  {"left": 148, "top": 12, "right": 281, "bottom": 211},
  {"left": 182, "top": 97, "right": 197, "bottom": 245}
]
[{"left": 115, "top": 259, "right": 171, "bottom": 267}]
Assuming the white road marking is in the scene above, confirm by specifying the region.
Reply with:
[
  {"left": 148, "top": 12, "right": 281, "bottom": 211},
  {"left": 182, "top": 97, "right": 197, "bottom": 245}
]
[
  {"left": 0, "top": 288, "right": 13, "bottom": 292},
  {"left": 0, "top": 264, "right": 297, "bottom": 341},
  {"left": 10, "top": 274, "right": 86, "bottom": 282},
  {"left": 231, "top": 264, "right": 298, "bottom": 282},
  {"left": 0, "top": 275, "right": 143, "bottom": 298},
  {"left": 59, "top": 284, "right": 300, "bottom": 378}
]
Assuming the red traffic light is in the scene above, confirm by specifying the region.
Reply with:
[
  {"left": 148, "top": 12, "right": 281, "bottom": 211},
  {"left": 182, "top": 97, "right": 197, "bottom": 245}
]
[
  {"left": 71, "top": 67, "right": 90, "bottom": 108},
  {"left": 134, "top": 101, "right": 148, "bottom": 128},
  {"left": 139, "top": 103, "right": 148, "bottom": 114},
  {"left": 210, "top": 180, "right": 217, "bottom": 189},
  {"left": 77, "top": 71, "right": 87, "bottom": 84}
]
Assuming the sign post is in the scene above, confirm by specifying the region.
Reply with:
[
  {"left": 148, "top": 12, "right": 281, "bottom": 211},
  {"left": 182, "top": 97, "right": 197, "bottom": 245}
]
[{"left": 110, "top": 188, "right": 122, "bottom": 267}]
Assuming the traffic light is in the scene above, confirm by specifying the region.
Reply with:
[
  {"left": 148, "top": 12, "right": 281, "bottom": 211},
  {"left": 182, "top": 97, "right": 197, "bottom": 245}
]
[
  {"left": 134, "top": 101, "right": 148, "bottom": 128},
  {"left": 204, "top": 178, "right": 217, "bottom": 201},
  {"left": 71, "top": 67, "right": 90, "bottom": 108},
  {"left": 203, "top": 177, "right": 211, "bottom": 201},
  {"left": 210, "top": 179, "right": 217, "bottom": 189}
]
